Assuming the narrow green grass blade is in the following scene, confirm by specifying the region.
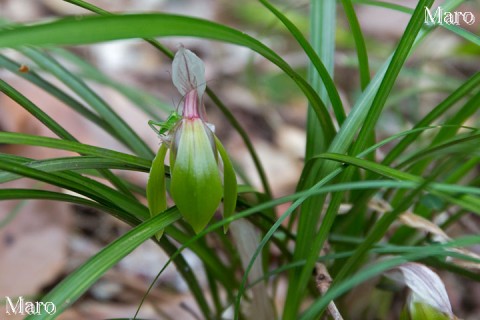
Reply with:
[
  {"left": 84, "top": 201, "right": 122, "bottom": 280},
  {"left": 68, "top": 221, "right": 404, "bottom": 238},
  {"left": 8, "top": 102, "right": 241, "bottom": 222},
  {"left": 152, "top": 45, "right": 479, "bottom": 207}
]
[
  {"left": 398, "top": 133, "right": 480, "bottom": 169},
  {"left": 63, "top": 0, "right": 174, "bottom": 59},
  {"left": 50, "top": 47, "right": 172, "bottom": 116},
  {"left": 341, "top": 0, "right": 370, "bottom": 89},
  {"left": 284, "top": 0, "right": 338, "bottom": 314},
  {"left": 0, "top": 128, "right": 160, "bottom": 203},
  {"left": 445, "top": 156, "right": 480, "bottom": 184},
  {"left": 318, "top": 152, "right": 480, "bottom": 197},
  {"left": 46, "top": 171, "right": 150, "bottom": 220},
  {"left": 398, "top": 91, "right": 480, "bottom": 181},
  {"left": 157, "top": 236, "right": 213, "bottom": 319},
  {"left": 318, "top": 152, "right": 480, "bottom": 214},
  {"left": 0, "top": 158, "right": 149, "bottom": 220},
  {"left": 286, "top": 0, "right": 342, "bottom": 311},
  {"left": 386, "top": 85, "right": 454, "bottom": 109},
  {"left": 23, "top": 208, "right": 181, "bottom": 320},
  {"left": 0, "top": 78, "right": 76, "bottom": 140},
  {"left": 339, "top": 0, "right": 376, "bottom": 164},
  {"left": 383, "top": 72, "right": 480, "bottom": 165},
  {"left": 350, "top": 0, "right": 435, "bottom": 157},
  {"left": 20, "top": 47, "right": 154, "bottom": 159},
  {"left": 0, "top": 132, "right": 150, "bottom": 168},
  {"left": 352, "top": 0, "right": 412, "bottom": 13},
  {"left": 297, "top": 125, "right": 446, "bottom": 191},
  {"left": 0, "top": 155, "right": 146, "bottom": 183},
  {"left": 165, "top": 226, "right": 237, "bottom": 291},
  {"left": 0, "top": 197, "right": 28, "bottom": 230},
  {"left": 205, "top": 270, "right": 222, "bottom": 318},
  {"left": 355, "top": 0, "right": 480, "bottom": 46},
  {"left": 64, "top": 0, "right": 110, "bottom": 14},
  {"left": 305, "top": 0, "right": 337, "bottom": 159},
  {"left": 442, "top": 24, "right": 480, "bottom": 46},
  {"left": 258, "top": 0, "right": 345, "bottom": 124},
  {"left": 431, "top": 91, "right": 480, "bottom": 144},
  {"left": 0, "top": 189, "right": 139, "bottom": 224}
]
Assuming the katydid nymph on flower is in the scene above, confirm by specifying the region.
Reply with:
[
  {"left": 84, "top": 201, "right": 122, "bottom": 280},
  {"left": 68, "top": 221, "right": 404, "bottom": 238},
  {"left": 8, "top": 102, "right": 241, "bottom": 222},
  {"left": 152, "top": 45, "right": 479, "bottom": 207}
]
[
  {"left": 147, "top": 47, "right": 237, "bottom": 237},
  {"left": 148, "top": 111, "right": 182, "bottom": 137}
]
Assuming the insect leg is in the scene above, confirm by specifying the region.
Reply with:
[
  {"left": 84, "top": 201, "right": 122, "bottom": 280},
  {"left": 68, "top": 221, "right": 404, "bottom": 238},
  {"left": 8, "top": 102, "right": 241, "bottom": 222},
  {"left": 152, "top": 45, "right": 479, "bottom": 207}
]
[{"left": 148, "top": 120, "right": 163, "bottom": 135}]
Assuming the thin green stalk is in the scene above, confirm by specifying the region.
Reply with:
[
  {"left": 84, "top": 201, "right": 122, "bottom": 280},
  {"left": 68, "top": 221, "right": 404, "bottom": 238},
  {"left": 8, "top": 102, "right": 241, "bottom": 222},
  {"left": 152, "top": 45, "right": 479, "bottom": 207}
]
[
  {"left": 0, "top": 198, "right": 28, "bottom": 229},
  {"left": 158, "top": 236, "right": 213, "bottom": 320},
  {"left": 206, "top": 88, "right": 273, "bottom": 199}
]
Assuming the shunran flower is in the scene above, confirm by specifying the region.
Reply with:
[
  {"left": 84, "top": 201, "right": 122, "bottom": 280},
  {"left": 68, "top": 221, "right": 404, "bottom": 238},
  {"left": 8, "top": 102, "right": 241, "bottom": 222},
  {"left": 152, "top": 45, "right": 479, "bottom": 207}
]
[{"left": 147, "top": 47, "right": 237, "bottom": 236}]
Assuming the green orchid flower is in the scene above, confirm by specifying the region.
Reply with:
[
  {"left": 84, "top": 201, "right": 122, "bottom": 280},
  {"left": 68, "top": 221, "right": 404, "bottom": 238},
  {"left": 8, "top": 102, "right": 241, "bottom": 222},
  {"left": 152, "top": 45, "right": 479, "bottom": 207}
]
[{"left": 147, "top": 47, "right": 237, "bottom": 236}]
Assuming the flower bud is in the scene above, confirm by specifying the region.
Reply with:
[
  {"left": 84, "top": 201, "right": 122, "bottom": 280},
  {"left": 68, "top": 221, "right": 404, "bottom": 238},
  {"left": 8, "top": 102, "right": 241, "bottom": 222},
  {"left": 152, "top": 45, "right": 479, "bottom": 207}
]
[
  {"left": 147, "top": 46, "right": 237, "bottom": 235},
  {"left": 170, "top": 117, "right": 223, "bottom": 233}
]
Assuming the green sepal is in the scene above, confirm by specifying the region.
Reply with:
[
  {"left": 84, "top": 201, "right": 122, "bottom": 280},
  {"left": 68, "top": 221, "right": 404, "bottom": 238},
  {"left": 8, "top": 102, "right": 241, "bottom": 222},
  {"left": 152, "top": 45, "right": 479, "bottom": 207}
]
[
  {"left": 170, "top": 119, "right": 223, "bottom": 233},
  {"left": 409, "top": 302, "right": 451, "bottom": 320},
  {"left": 215, "top": 136, "right": 237, "bottom": 233},
  {"left": 146, "top": 143, "right": 168, "bottom": 240}
]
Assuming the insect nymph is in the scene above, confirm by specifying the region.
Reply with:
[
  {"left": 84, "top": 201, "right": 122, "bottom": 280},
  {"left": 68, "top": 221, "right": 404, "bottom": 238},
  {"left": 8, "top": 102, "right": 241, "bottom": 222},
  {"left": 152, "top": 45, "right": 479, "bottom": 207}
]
[{"left": 148, "top": 111, "right": 182, "bottom": 140}]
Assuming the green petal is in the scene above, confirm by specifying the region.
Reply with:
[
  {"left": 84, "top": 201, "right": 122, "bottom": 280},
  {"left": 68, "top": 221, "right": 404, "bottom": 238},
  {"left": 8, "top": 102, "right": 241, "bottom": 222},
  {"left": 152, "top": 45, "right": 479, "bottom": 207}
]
[
  {"left": 146, "top": 143, "right": 168, "bottom": 240},
  {"left": 215, "top": 136, "right": 237, "bottom": 233},
  {"left": 170, "top": 119, "right": 223, "bottom": 233}
]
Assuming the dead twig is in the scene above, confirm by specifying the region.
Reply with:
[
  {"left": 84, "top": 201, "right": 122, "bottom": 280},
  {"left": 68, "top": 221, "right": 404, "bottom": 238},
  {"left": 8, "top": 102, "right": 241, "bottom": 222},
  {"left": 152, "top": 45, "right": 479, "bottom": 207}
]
[{"left": 315, "top": 263, "right": 344, "bottom": 320}]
